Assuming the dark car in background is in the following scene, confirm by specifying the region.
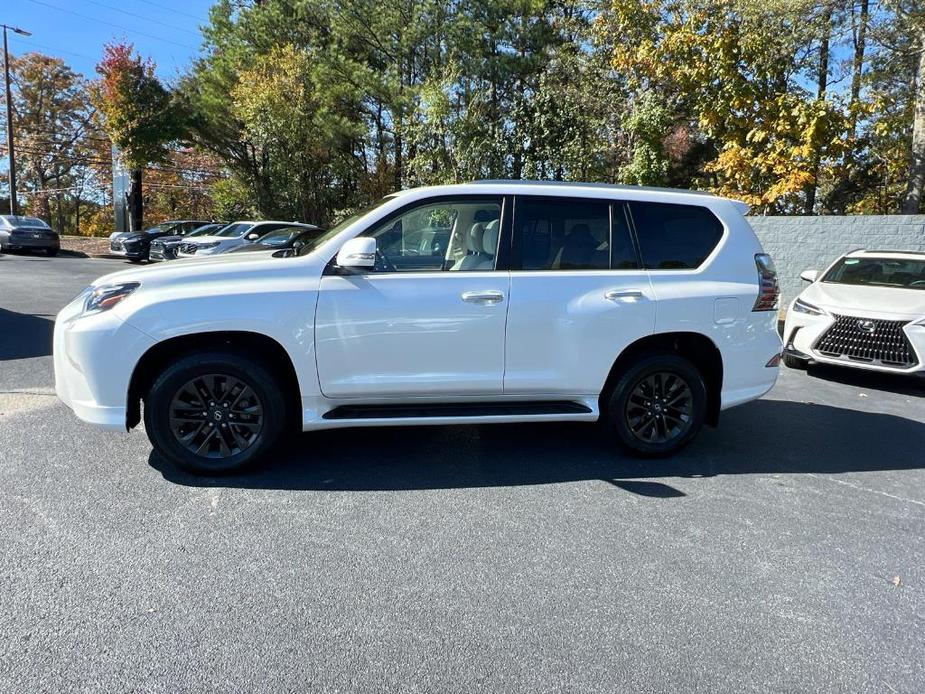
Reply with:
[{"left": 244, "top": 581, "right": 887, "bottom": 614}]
[
  {"left": 109, "top": 220, "right": 212, "bottom": 263},
  {"left": 0, "top": 215, "right": 60, "bottom": 256},
  {"left": 149, "top": 222, "right": 227, "bottom": 262},
  {"left": 225, "top": 224, "right": 323, "bottom": 255}
]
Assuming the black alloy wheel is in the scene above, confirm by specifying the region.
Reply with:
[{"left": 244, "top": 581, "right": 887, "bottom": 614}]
[
  {"left": 607, "top": 353, "right": 707, "bottom": 457},
  {"left": 624, "top": 371, "right": 694, "bottom": 445},
  {"left": 144, "top": 351, "right": 287, "bottom": 474},
  {"left": 168, "top": 374, "right": 264, "bottom": 459}
]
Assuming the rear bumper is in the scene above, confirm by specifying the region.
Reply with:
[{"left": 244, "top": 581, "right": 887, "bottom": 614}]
[
  {"left": 54, "top": 298, "right": 156, "bottom": 432},
  {"left": 5, "top": 237, "right": 59, "bottom": 250}
]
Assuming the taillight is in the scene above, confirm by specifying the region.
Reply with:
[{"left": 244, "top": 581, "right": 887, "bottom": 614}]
[{"left": 753, "top": 253, "right": 779, "bottom": 311}]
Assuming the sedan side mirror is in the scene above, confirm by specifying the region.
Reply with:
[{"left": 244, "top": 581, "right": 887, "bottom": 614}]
[
  {"left": 336, "top": 237, "right": 376, "bottom": 269},
  {"left": 245, "top": 232, "right": 261, "bottom": 241},
  {"left": 800, "top": 270, "right": 819, "bottom": 283}
]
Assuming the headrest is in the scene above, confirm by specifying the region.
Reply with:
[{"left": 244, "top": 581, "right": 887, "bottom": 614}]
[
  {"left": 467, "top": 222, "right": 485, "bottom": 252},
  {"left": 482, "top": 219, "right": 499, "bottom": 255}
]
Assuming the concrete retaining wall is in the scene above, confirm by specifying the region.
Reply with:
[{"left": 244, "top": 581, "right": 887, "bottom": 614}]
[{"left": 746, "top": 215, "right": 925, "bottom": 305}]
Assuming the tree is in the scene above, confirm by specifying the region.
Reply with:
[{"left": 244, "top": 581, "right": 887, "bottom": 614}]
[
  {"left": 91, "top": 42, "right": 184, "bottom": 230},
  {"left": 7, "top": 52, "right": 102, "bottom": 233}
]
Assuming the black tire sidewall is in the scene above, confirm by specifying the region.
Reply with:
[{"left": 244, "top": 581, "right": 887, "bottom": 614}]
[
  {"left": 608, "top": 353, "right": 707, "bottom": 457},
  {"left": 144, "top": 351, "right": 287, "bottom": 474}
]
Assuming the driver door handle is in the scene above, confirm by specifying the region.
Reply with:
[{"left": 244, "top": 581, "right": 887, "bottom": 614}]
[
  {"left": 604, "top": 289, "right": 645, "bottom": 301},
  {"left": 461, "top": 290, "right": 505, "bottom": 304}
]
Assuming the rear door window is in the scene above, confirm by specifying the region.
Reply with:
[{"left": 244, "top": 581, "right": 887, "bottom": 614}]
[{"left": 628, "top": 202, "right": 723, "bottom": 270}]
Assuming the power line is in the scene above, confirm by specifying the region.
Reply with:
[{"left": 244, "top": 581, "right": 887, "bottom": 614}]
[
  {"left": 83, "top": 0, "right": 203, "bottom": 38},
  {"left": 135, "top": 0, "right": 206, "bottom": 23},
  {"left": 25, "top": 0, "right": 200, "bottom": 51},
  {"left": 7, "top": 36, "right": 98, "bottom": 63}
]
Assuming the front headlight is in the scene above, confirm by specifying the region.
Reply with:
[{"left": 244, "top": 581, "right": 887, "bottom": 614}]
[
  {"left": 195, "top": 241, "right": 221, "bottom": 250},
  {"left": 83, "top": 282, "right": 140, "bottom": 316},
  {"left": 792, "top": 298, "right": 825, "bottom": 316}
]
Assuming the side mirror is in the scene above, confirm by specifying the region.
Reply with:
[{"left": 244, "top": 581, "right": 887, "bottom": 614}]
[
  {"left": 336, "top": 237, "right": 376, "bottom": 269},
  {"left": 800, "top": 270, "right": 819, "bottom": 283},
  {"left": 245, "top": 232, "right": 261, "bottom": 241}
]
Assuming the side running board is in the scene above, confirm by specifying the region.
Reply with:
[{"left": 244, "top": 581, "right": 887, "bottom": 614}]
[{"left": 323, "top": 400, "right": 592, "bottom": 420}]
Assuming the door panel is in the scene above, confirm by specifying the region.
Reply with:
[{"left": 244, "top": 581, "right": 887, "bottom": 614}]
[
  {"left": 504, "top": 272, "right": 655, "bottom": 394},
  {"left": 504, "top": 195, "right": 655, "bottom": 395},
  {"left": 315, "top": 272, "right": 510, "bottom": 398}
]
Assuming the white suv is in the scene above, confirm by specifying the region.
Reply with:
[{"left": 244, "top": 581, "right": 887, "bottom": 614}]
[
  {"left": 783, "top": 250, "right": 925, "bottom": 373},
  {"left": 54, "top": 182, "right": 782, "bottom": 474}
]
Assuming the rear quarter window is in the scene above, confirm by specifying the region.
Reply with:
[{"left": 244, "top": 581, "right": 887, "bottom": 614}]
[{"left": 629, "top": 201, "right": 724, "bottom": 270}]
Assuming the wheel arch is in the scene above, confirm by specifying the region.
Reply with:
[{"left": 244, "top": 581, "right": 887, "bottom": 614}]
[
  {"left": 126, "top": 330, "right": 302, "bottom": 431},
  {"left": 600, "top": 331, "right": 724, "bottom": 427}
]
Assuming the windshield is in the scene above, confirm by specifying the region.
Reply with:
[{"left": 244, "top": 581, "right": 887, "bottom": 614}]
[
  {"left": 189, "top": 223, "right": 225, "bottom": 237},
  {"left": 1, "top": 215, "right": 49, "bottom": 228},
  {"left": 144, "top": 222, "right": 176, "bottom": 235},
  {"left": 823, "top": 256, "right": 925, "bottom": 290},
  {"left": 295, "top": 197, "right": 394, "bottom": 257},
  {"left": 214, "top": 222, "right": 254, "bottom": 238}
]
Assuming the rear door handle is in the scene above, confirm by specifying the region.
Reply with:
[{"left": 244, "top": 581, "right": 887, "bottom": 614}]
[
  {"left": 461, "top": 290, "right": 505, "bottom": 304},
  {"left": 604, "top": 289, "right": 644, "bottom": 301}
]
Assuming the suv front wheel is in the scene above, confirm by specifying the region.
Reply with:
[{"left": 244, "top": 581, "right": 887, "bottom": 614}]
[
  {"left": 606, "top": 353, "right": 707, "bottom": 457},
  {"left": 143, "top": 351, "right": 287, "bottom": 474}
]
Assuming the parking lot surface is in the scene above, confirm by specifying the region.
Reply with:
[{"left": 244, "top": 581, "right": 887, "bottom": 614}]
[{"left": 1, "top": 252, "right": 924, "bottom": 692}]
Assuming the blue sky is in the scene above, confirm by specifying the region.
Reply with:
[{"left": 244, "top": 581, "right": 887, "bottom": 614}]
[{"left": 3, "top": 0, "right": 214, "bottom": 81}]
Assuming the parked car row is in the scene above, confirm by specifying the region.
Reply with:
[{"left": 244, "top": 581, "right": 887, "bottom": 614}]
[{"left": 109, "top": 219, "right": 323, "bottom": 263}]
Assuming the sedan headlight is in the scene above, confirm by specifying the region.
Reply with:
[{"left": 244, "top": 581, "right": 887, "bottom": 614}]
[
  {"left": 83, "top": 282, "right": 140, "bottom": 315},
  {"left": 195, "top": 241, "right": 221, "bottom": 250},
  {"left": 792, "top": 298, "right": 825, "bottom": 316}
]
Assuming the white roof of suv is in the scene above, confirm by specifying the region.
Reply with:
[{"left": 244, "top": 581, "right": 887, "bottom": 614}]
[{"left": 388, "top": 180, "right": 750, "bottom": 213}]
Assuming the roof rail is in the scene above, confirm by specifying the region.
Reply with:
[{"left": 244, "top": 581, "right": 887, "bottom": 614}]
[
  {"left": 862, "top": 249, "right": 925, "bottom": 256},
  {"left": 468, "top": 179, "right": 716, "bottom": 197}
]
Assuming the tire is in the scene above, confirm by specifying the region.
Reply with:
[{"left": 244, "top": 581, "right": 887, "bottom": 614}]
[
  {"left": 128, "top": 258, "right": 143, "bottom": 264},
  {"left": 606, "top": 353, "right": 707, "bottom": 457},
  {"left": 783, "top": 353, "right": 807, "bottom": 370},
  {"left": 143, "top": 351, "right": 288, "bottom": 475}
]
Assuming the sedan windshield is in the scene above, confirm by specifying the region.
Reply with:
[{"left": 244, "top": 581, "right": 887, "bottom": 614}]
[
  {"left": 1, "top": 215, "right": 49, "bottom": 228},
  {"left": 823, "top": 257, "right": 925, "bottom": 290},
  {"left": 144, "top": 222, "right": 177, "bottom": 235},
  {"left": 214, "top": 222, "right": 254, "bottom": 238},
  {"left": 188, "top": 223, "right": 225, "bottom": 237}
]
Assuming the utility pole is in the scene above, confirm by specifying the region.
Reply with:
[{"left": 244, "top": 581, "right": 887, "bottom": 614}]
[{"left": 2, "top": 24, "right": 31, "bottom": 216}]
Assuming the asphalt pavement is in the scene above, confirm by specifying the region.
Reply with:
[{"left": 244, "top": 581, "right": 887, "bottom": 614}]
[{"left": 1, "top": 252, "right": 924, "bottom": 692}]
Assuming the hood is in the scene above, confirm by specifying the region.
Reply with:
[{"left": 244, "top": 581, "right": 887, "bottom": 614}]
[
  {"left": 91, "top": 249, "right": 283, "bottom": 287},
  {"left": 802, "top": 281, "right": 925, "bottom": 319},
  {"left": 154, "top": 234, "right": 184, "bottom": 244}
]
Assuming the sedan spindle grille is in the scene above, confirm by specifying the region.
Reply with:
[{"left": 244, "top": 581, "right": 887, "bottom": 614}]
[{"left": 814, "top": 314, "right": 917, "bottom": 368}]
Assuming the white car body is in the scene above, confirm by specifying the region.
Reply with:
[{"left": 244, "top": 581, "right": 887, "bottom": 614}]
[
  {"left": 176, "top": 221, "right": 307, "bottom": 257},
  {"left": 54, "top": 182, "right": 781, "bottom": 445},
  {"left": 783, "top": 250, "right": 925, "bottom": 375}
]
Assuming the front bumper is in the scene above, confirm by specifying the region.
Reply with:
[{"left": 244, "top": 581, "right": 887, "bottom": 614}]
[
  {"left": 54, "top": 297, "right": 156, "bottom": 431},
  {"left": 783, "top": 307, "right": 925, "bottom": 374}
]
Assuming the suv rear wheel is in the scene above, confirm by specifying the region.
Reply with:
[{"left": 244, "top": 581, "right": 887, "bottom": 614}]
[
  {"left": 606, "top": 353, "right": 707, "bottom": 457},
  {"left": 143, "top": 351, "right": 287, "bottom": 474}
]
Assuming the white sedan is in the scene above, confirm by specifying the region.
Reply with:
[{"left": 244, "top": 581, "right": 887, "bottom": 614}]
[{"left": 783, "top": 250, "right": 925, "bottom": 375}]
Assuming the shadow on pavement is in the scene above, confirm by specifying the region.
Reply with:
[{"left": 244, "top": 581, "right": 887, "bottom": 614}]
[
  {"left": 0, "top": 307, "right": 54, "bottom": 360},
  {"left": 802, "top": 362, "right": 925, "bottom": 397},
  {"left": 150, "top": 399, "right": 925, "bottom": 496}
]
